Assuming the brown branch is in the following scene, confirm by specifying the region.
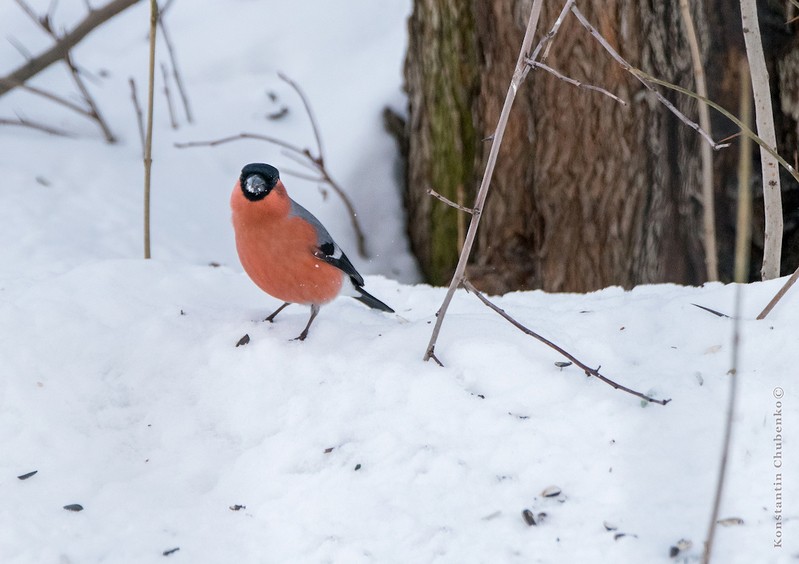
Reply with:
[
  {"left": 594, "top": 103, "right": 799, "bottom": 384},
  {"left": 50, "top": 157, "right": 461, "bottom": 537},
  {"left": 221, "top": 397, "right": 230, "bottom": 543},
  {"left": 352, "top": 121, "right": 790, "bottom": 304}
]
[
  {"left": 63, "top": 51, "right": 116, "bottom": 142},
  {"left": 161, "top": 62, "right": 178, "bottom": 129},
  {"left": 175, "top": 132, "right": 304, "bottom": 154},
  {"left": 703, "top": 60, "right": 751, "bottom": 564},
  {"left": 156, "top": 4, "right": 192, "bottom": 123},
  {"left": 756, "top": 266, "right": 799, "bottom": 320},
  {"left": 278, "top": 72, "right": 323, "bottom": 162},
  {"left": 0, "top": 116, "right": 74, "bottom": 136},
  {"left": 463, "top": 280, "right": 670, "bottom": 405},
  {"left": 570, "top": 5, "right": 725, "bottom": 151},
  {"left": 679, "top": 0, "right": 718, "bottom": 282},
  {"left": 16, "top": 81, "right": 94, "bottom": 117},
  {"left": 129, "top": 77, "right": 145, "bottom": 155},
  {"left": 0, "top": 0, "right": 140, "bottom": 98}
]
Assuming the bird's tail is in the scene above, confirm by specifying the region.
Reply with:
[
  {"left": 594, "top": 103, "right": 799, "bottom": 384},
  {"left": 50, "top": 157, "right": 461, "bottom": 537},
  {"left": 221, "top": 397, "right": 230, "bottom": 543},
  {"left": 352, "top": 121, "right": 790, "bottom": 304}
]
[{"left": 354, "top": 287, "right": 394, "bottom": 313}]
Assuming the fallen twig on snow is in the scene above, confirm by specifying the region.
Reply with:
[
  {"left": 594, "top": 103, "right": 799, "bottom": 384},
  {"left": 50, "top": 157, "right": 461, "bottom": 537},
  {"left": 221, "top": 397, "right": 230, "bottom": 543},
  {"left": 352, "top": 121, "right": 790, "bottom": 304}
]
[
  {"left": 462, "top": 280, "right": 670, "bottom": 405},
  {"left": 756, "top": 266, "right": 799, "bottom": 320}
]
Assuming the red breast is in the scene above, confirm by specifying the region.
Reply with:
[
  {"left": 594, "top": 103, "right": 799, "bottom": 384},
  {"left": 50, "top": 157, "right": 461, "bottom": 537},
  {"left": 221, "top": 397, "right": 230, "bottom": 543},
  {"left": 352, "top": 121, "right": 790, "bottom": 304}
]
[{"left": 231, "top": 179, "right": 344, "bottom": 305}]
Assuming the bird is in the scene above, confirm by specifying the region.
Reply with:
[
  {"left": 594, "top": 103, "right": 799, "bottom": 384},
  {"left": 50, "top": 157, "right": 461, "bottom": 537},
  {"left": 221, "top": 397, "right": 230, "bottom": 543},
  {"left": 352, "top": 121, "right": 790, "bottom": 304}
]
[{"left": 230, "top": 162, "right": 394, "bottom": 340}]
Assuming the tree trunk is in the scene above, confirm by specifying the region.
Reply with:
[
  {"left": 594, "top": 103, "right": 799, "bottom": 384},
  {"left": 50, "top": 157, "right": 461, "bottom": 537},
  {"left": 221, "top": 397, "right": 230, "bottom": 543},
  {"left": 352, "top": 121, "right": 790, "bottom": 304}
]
[{"left": 403, "top": 0, "right": 798, "bottom": 293}]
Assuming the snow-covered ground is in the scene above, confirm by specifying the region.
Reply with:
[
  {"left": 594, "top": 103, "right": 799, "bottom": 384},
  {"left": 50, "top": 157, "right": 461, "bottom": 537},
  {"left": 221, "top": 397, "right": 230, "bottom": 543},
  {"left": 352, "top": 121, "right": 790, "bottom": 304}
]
[{"left": 0, "top": 2, "right": 795, "bottom": 563}]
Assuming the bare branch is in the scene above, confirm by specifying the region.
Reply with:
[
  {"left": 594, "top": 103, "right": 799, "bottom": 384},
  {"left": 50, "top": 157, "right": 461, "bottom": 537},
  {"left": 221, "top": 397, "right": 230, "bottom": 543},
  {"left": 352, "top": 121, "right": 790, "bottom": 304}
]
[
  {"left": 703, "top": 60, "right": 751, "bottom": 564},
  {"left": 424, "top": 0, "right": 545, "bottom": 363},
  {"left": 129, "top": 77, "right": 145, "bottom": 155},
  {"left": 161, "top": 62, "right": 178, "bottom": 129},
  {"left": 16, "top": 81, "right": 93, "bottom": 117},
  {"left": 427, "top": 188, "right": 476, "bottom": 214},
  {"left": 278, "top": 72, "right": 323, "bottom": 162},
  {"left": 570, "top": 5, "right": 724, "bottom": 151},
  {"left": 157, "top": 3, "right": 192, "bottom": 123},
  {"left": 679, "top": 0, "right": 718, "bottom": 282},
  {"left": 175, "top": 132, "right": 305, "bottom": 155},
  {"left": 757, "top": 266, "right": 799, "bottom": 320},
  {"left": 523, "top": 0, "right": 575, "bottom": 82},
  {"left": 527, "top": 60, "right": 627, "bottom": 105},
  {"left": 0, "top": 115, "right": 74, "bottom": 136},
  {"left": 463, "top": 280, "right": 670, "bottom": 405},
  {"left": 0, "top": 0, "right": 140, "bottom": 98},
  {"left": 63, "top": 51, "right": 116, "bottom": 142}
]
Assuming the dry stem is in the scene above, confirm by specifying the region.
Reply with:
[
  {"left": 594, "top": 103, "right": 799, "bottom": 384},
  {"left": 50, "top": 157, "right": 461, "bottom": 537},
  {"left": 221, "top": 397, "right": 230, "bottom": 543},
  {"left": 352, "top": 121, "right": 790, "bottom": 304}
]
[
  {"left": 423, "top": 0, "right": 545, "bottom": 363},
  {"left": 703, "top": 59, "right": 751, "bottom": 564},
  {"left": 463, "top": 280, "right": 670, "bottom": 405},
  {"left": 756, "top": 266, "right": 799, "bottom": 320},
  {"left": 129, "top": 77, "right": 145, "bottom": 155},
  {"left": 571, "top": 5, "right": 723, "bottom": 151},
  {"left": 156, "top": 3, "right": 192, "bottom": 123},
  {"left": 679, "top": 0, "right": 718, "bottom": 281},
  {"left": 143, "top": 0, "right": 157, "bottom": 259}
]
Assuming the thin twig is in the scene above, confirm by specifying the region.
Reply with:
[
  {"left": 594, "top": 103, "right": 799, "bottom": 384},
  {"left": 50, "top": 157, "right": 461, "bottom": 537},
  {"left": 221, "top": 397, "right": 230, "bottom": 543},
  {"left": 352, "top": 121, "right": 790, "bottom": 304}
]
[
  {"left": 12, "top": 0, "right": 117, "bottom": 142},
  {"left": 278, "top": 72, "right": 323, "bottom": 162},
  {"left": 63, "top": 51, "right": 115, "bottom": 142},
  {"left": 423, "top": 0, "right": 545, "bottom": 363},
  {"left": 156, "top": 3, "right": 192, "bottom": 123},
  {"left": 427, "top": 188, "right": 476, "bottom": 214},
  {"left": 527, "top": 60, "right": 627, "bottom": 105},
  {"left": 1, "top": 0, "right": 139, "bottom": 97},
  {"left": 463, "top": 280, "right": 670, "bottom": 405},
  {"left": 523, "top": 0, "right": 575, "bottom": 81},
  {"left": 161, "top": 62, "right": 177, "bottom": 129},
  {"left": 17, "top": 82, "right": 94, "bottom": 117},
  {"left": 0, "top": 116, "right": 73, "bottom": 136},
  {"left": 571, "top": 5, "right": 724, "bottom": 151},
  {"left": 129, "top": 77, "right": 145, "bottom": 154},
  {"left": 637, "top": 72, "right": 799, "bottom": 185},
  {"left": 143, "top": 0, "right": 157, "bottom": 259},
  {"left": 756, "top": 266, "right": 799, "bottom": 320},
  {"left": 679, "top": 0, "right": 718, "bottom": 281},
  {"left": 703, "top": 59, "right": 750, "bottom": 564}
]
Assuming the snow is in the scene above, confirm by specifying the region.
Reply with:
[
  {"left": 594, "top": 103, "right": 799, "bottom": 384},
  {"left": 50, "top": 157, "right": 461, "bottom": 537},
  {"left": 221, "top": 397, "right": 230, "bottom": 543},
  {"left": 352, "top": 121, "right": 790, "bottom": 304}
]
[{"left": 0, "top": 1, "right": 796, "bottom": 563}]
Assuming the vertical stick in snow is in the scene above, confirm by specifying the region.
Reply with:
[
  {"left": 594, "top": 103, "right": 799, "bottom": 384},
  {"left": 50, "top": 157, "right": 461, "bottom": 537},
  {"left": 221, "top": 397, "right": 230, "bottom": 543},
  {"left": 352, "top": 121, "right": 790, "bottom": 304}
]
[
  {"left": 143, "top": 0, "right": 158, "bottom": 259},
  {"left": 740, "top": 0, "right": 782, "bottom": 279},
  {"left": 423, "top": 0, "right": 544, "bottom": 363},
  {"left": 679, "top": 0, "right": 718, "bottom": 281}
]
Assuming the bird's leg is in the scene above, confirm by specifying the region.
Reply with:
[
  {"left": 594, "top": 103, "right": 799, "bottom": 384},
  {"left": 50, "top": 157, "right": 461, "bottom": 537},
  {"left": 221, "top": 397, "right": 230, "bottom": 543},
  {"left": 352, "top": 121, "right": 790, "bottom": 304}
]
[
  {"left": 294, "top": 304, "right": 320, "bottom": 341},
  {"left": 265, "top": 302, "right": 291, "bottom": 323}
]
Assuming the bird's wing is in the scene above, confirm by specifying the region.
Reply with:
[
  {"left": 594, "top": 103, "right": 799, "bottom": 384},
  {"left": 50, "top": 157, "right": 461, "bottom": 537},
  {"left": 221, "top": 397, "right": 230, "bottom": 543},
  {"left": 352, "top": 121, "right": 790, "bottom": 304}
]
[{"left": 289, "top": 199, "right": 365, "bottom": 287}]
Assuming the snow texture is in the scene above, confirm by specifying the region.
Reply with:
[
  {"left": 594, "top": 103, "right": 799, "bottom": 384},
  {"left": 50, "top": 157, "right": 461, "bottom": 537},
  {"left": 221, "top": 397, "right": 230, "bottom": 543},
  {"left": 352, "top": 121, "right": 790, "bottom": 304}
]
[{"left": 0, "top": 1, "right": 796, "bottom": 562}]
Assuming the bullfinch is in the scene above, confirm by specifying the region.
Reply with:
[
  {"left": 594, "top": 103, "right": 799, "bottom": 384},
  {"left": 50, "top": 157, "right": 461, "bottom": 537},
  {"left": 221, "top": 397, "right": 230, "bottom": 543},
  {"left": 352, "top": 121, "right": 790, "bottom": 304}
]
[{"left": 231, "top": 162, "right": 394, "bottom": 340}]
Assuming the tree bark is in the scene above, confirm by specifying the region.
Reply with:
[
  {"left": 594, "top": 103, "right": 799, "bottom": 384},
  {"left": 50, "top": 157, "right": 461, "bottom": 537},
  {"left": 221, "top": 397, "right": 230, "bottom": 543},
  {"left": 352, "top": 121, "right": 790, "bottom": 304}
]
[{"left": 403, "top": 0, "right": 798, "bottom": 292}]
